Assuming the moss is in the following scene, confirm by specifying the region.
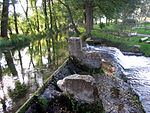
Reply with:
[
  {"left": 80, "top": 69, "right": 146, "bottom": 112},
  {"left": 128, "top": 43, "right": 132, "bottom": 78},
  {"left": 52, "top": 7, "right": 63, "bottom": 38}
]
[
  {"left": 18, "top": 97, "right": 34, "bottom": 113},
  {"left": 47, "top": 94, "right": 105, "bottom": 113},
  {"left": 131, "top": 95, "right": 146, "bottom": 113},
  {"left": 69, "top": 56, "right": 102, "bottom": 75},
  {"left": 37, "top": 97, "right": 48, "bottom": 111}
]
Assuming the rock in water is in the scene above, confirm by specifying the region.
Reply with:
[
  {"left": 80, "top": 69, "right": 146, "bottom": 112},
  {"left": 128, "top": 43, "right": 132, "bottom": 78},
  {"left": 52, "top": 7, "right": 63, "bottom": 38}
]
[{"left": 57, "top": 74, "right": 96, "bottom": 103}]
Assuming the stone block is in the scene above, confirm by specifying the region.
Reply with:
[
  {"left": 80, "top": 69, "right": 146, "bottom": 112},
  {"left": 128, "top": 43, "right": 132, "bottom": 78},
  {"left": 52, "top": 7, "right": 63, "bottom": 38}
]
[{"left": 57, "top": 74, "right": 96, "bottom": 103}]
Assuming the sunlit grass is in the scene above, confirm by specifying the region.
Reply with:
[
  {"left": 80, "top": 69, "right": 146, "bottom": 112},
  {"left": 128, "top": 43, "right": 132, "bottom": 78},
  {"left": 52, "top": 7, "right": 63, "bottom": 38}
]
[
  {"left": 133, "top": 28, "right": 150, "bottom": 35},
  {"left": 91, "top": 28, "right": 150, "bottom": 56},
  {"left": 0, "top": 33, "right": 45, "bottom": 49}
]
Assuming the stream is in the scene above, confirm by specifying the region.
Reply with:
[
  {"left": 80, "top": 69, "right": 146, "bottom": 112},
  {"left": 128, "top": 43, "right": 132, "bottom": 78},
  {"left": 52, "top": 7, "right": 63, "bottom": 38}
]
[
  {"left": 86, "top": 45, "right": 150, "bottom": 113},
  {"left": 0, "top": 37, "right": 68, "bottom": 113}
]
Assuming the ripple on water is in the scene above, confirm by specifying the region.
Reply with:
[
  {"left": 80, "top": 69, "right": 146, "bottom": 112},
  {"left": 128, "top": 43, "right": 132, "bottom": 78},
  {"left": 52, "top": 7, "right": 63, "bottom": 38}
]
[{"left": 86, "top": 45, "right": 150, "bottom": 113}]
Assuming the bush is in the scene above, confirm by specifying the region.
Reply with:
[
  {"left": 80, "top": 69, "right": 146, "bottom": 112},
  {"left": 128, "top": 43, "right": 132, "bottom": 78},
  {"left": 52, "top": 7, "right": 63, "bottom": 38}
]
[
  {"left": 123, "top": 19, "right": 136, "bottom": 25},
  {"left": 8, "top": 81, "right": 27, "bottom": 99},
  {"left": 99, "top": 23, "right": 105, "bottom": 29}
]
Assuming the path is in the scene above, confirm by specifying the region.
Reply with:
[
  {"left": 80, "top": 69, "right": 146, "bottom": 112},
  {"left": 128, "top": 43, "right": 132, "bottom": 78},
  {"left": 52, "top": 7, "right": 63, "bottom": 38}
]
[
  {"left": 132, "top": 27, "right": 150, "bottom": 29},
  {"left": 136, "top": 33, "right": 150, "bottom": 37},
  {"left": 94, "top": 27, "right": 150, "bottom": 37}
]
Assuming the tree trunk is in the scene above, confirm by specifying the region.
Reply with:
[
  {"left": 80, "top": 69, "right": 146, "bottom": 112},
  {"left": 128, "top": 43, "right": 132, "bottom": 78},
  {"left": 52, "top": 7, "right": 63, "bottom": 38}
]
[
  {"left": 48, "top": 0, "right": 53, "bottom": 31},
  {"left": 34, "top": 1, "right": 40, "bottom": 32},
  {"left": 8, "top": 23, "right": 12, "bottom": 35},
  {"left": 58, "top": 0, "right": 80, "bottom": 35},
  {"left": 19, "top": 0, "right": 33, "bottom": 34},
  {"left": 85, "top": 0, "right": 93, "bottom": 34},
  {"left": 42, "top": 0, "right": 49, "bottom": 30},
  {"left": 106, "top": 17, "right": 108, "bottom": 26},
  {"left": 12, "top": 2, "right": 19, "bottom": 34},
  {"left": 1, "top": 0, "right": 9, "bottom": 38},
  {"left": 66, "top": 5, "right": 80, "bottom": 35},
  {"left": 115, "top": 18, "right": 118, "bottom": 24}
]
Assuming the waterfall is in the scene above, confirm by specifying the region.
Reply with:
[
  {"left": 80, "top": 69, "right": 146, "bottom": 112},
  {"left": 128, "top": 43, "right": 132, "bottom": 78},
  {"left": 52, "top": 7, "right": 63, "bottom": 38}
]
[{"left": 85, "top": 45, "right": 150, "bottom": 113}]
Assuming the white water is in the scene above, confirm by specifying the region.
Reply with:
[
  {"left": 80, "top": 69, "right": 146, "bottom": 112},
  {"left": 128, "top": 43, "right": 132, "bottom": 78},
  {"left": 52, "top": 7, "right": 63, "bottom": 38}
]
[{"left": 86, "top": 45, "right": 150, "bottom": 113}]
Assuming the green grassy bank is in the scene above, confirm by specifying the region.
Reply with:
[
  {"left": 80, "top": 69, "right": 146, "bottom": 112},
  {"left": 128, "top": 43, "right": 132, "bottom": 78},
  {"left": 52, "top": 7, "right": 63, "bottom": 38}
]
[{"left": 91, "top": 28, "right": 150, "bottom": 56}]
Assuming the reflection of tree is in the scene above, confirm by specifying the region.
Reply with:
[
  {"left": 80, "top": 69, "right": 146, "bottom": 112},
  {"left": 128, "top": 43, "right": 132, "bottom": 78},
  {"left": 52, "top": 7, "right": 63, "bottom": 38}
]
[
  {"left": 46, "top": 39, "right": 51, "bottom": 68},
  {"left": 55, "top": 33, "right": 59, "bottom": 65},
  {"left": 0, "top": 80, "right": 7, "bottom": 112},
  {"left": 52, "top": 35, "right": 55, "bottom": 64},
  {"left": 0, "top": 50, "right": 2, "bottom": 77},
  {"left": 0, "top": 63, "right": 2, "bottom": 77},
  {"left": 3, "top": 50, "right": 18, "bottom": 76},
  {"left": 18, "top": 50, "right": 23, "bottom": 72},
  {"left": 28, "top": 45, "right": 35, "bottom": 68},
  {"left": 38, "top": 40, "right": 43, "bottom": 65}
]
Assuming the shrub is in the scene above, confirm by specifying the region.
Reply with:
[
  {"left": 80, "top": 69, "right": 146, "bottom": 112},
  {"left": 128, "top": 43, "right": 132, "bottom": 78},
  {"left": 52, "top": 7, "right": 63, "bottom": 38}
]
[
  {"left": 8, "top": 81, "right": 27, "bottom": 99},
  {"left": 99, "top": 23, "right": 105, "bottom": 29},
  {"left": 123, "top": 19, "right": 136, "bottom": 25}
]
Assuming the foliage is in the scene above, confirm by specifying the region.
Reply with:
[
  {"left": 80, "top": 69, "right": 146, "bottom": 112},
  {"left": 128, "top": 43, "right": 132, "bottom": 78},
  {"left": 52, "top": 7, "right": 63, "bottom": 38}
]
[
  {"left": 131, "top": 95, "right": 145, "bottom": 112},
  {"left": 37, "top": 97, "right": 48, "bottom": 111},
  {"left": 8, "top": 81, "right": 27, "bottom": 99},
  {"left": 0, "top": 33, "right": 44, "bottom": 48},
  {"left": 123, "top": 19, "right": 136, "bottom": 25},
  {"left": 99, "top": 23, "right": 105, "bottom": 29},
  {"left": 92, "top": 26, "right": 150, "bottom": 56},
  {"left": 49, "top": 94, "right": 104, "bottom": 113}
]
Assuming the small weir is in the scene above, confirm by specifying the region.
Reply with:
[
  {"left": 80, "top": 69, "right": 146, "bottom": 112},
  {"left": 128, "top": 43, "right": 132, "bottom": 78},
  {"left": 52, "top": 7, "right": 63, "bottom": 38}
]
[{"left": 86, "top": 45, "right": 150, "bottom": 113}]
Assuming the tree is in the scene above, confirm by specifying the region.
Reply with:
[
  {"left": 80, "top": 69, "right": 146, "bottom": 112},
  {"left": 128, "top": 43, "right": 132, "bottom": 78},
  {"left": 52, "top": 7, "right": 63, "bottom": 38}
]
[
  {"left": 58, "top": 0, "right": 80, "bottom": 35},
  {"left": 1, "top": 0, "right": 9, "bottom": 38},
  {"left": 19, "top": 0, "right": 33, "bottom": 34},
  {"left": 85, "top": 0, "right": 93, "bottom": 34},
  {"left": 42, "top": 0, "right": 49, "bottom": 30},
  {"left": 12, "top": 0, "right": 19, "bottom": 34},
  {"left": 29, "top": 0, "right": 40, "bottom": 32}
]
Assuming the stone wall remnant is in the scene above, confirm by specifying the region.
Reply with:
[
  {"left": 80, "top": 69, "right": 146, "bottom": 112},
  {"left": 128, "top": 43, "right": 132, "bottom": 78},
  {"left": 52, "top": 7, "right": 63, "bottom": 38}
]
[{"left": 57, "top": 74, "right": 96, "bottom": 103}]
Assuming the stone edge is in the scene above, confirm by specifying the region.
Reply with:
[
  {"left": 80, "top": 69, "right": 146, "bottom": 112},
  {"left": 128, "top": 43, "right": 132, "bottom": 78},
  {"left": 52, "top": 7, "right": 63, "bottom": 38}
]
[{"left": 16, "top": 58, "right": 69, "bottom": 113}]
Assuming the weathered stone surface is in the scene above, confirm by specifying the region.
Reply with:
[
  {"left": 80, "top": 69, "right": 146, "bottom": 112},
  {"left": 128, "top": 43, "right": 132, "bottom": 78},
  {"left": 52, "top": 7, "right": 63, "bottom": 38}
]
[
  {"left": 146, "top": 40, "right": 150, "bottom": 44},
  {"left": 69, "top": 37, "right": 102, "bottom": 69},
  {"left": 57, "top": 74, "right": 96, "bottom": 103},
  {"left": 139, "top": 37, "right": 148, "bottom": 42},
  {"left": 94, "top": 74, "right": 144, "bottom": 113},
  {"left": 81, "top": 51, "right": 102, "bottom": 69},
  {"left": 68, "top": 37, "right": 82, "bottom": 57},
  {"left": 134, "top": 45, "right": 141, "bottom": 48},
  {"left": 128, "top": 32, "right": 137, "bottom": 37}
]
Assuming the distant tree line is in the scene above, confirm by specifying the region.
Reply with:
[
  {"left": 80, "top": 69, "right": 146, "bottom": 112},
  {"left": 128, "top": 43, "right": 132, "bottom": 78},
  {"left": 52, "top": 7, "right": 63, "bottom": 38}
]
[{"left": 0, "top": 0, "right": 143, "bottom": 39}]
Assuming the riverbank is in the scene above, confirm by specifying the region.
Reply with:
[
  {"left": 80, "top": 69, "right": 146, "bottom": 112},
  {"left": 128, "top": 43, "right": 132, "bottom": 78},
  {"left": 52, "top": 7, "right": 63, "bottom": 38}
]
[
  {"left": 20, "top": 37, "right": 145, "bottom": 113},
  {"left": 0, "top": 34, "right": 42, "bottom": 49},
  {"left": 91, "top": 27, "right": 150, "bottom": 57},
  {"left": 0, "top": 34, "right": 68, "bottom": 113},
  {"left": 23, "top": 57, "right": 145, "bottom": 113}
]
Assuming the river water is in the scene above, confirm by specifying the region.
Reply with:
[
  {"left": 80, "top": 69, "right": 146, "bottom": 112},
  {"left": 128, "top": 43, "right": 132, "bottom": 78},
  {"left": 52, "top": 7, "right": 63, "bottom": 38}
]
[
  {"left": 86, "top": 45, "right": 150, "bottom": 113},
  {"left": 0, "top": 37, "right": 68, "bottom": 113}
]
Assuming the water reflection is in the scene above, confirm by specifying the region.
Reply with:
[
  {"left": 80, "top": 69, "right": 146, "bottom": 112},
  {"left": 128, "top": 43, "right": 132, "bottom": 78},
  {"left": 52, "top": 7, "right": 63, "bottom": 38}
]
[
  {"left": 3, "top": 50, "right": 18, "bottom": 76},
  {"left": 0, "top": 35, "right": 68, "bottom": 113}
]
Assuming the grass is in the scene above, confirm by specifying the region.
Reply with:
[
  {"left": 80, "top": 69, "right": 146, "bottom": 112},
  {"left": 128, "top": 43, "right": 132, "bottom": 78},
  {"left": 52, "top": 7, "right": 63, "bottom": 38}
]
[
  {"left": 0, "top": 32, "right": 45, "bottom": 49},
  {"left": 91, "top": 27, "right": 150, "bottom": 56},
  {"left": 133, "top": 28, "right": 150, "bottom": 35},
  {"left": 8, "top": 81, "right": 27, "bottom": 99}
]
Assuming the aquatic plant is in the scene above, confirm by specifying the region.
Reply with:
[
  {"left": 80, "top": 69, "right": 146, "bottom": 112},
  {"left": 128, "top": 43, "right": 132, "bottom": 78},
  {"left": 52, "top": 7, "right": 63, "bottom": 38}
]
[
  {"left": 8, "top": 81, "right": 27, "bottom": 99},
  {"left": 37, "top": 97, "right": 48, "bottom": 111}
]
